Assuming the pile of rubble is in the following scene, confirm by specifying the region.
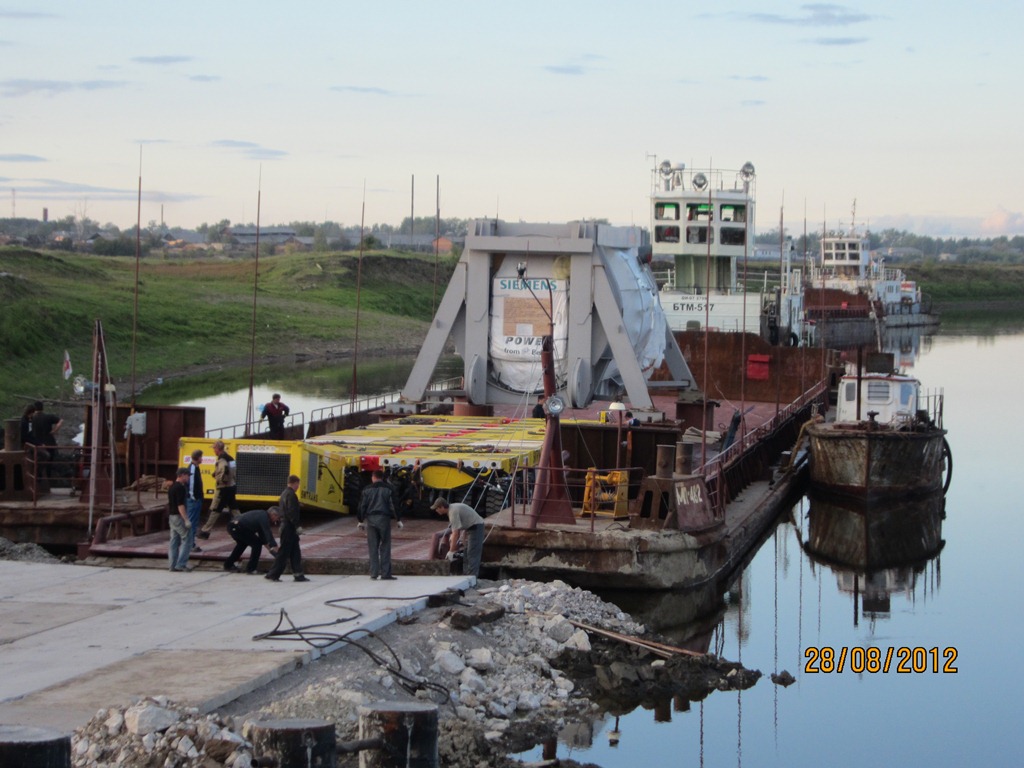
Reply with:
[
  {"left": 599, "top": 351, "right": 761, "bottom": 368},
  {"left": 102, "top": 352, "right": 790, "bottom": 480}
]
[
  {"left": 0, "top": 536, "right": 63, "bottom": 563},
  {"left": 71, "top": 698, "right": 251, "bottom": 768},
  {"left": 68, "top": 579, "right": 761, "bottom": 768}
]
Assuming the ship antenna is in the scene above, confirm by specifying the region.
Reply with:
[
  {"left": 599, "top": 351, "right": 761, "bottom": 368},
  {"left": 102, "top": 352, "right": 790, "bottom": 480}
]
[
  {"left": 245, "top": 167, "right": 262, "bottom": 434},
  {"left": 352, "top": 179, "right": 366, "bottom": 406},
  {"left": 130, "top": 145, "right": 142, "bottom": 407}
]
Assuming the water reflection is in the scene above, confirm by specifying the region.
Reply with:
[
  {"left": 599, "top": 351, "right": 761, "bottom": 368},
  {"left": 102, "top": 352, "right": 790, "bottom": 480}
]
[{"left": 802, "top": 492, "right": 945, "bottom": 626}]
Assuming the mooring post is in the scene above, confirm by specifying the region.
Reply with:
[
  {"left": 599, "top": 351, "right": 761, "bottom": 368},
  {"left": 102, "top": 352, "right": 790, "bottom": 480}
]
[
  {"left": 3, "top": 418, "right": 20, "bottom": 452},
  {"left": 247, "top": 718, "right": 336, "bottom": 768},
  {"left": 676, "top": 440, "right": 693, "bottom": 474},
  {"left": 357, "top": 701, "right": 438, "bottom": 768},
  {"left": 656, "top": 444, "right": 674, "bottom": 479},
  {"left": 0, "top": 725, "right": 71, "bottom": 768}
]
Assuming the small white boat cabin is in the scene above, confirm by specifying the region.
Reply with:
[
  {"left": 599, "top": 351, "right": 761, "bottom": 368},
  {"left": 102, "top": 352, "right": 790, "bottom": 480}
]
[{"left": 835, "top": 372, "right": 921, "bottom": 425}]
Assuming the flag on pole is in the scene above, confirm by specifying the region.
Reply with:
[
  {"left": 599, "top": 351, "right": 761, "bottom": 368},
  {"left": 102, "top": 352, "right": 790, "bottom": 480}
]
[{"left": 63, "top": 350, "right": 72, "bottom": 381}]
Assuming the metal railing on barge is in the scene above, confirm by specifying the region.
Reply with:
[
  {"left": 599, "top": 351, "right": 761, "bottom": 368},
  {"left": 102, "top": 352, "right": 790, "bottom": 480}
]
[
  {"left": 699, "top": 379, "right": 828, "bottom": 517},
  {"left": 203, "top": 377, "right": 465, "bottom": 440}
]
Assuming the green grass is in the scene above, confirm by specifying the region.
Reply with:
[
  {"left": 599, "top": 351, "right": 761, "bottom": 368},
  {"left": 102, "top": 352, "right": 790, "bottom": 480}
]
[
  {"left": 0, "top": 246, "right": 454, "bottom": 415},
  {"left": 905, "top": 262, "right": 1024, "bottom": 303}
]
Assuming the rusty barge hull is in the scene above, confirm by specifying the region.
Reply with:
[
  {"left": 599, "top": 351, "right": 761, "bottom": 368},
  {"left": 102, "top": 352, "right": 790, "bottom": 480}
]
[
  {"left": 807, "top": 424, "right": 946, "bottom": 499},
  {"left": 482, "top": 466, "right": 808, "bottom": 591}
]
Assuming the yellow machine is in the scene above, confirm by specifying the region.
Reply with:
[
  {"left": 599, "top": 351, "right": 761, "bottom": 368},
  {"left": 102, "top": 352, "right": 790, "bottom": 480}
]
[{"left": 178, "top": 415, "right": 547, "bottom": 515}]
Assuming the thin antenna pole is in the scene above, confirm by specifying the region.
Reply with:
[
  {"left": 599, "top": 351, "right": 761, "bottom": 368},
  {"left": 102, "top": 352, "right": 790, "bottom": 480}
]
[
  {"left": 410, "top": 174, "right": 415, "bottom": 240},
  {"left": 433, "top": 174, "right": 440, "bottom": 314},
  {"left": 701, "top": 161, "right": 711, "bottom": 471},
  {"left": 776, "top": 205, "right": 784, "bottom": 415},
  {"left": 352, "top": 181, "right": 366, "bottom": 405},
  {"left": 245, "top": 169, "right": 262, "bottom": 433},
  {"left": 130, "top": 146, "right": 142, "bottom": 406}
]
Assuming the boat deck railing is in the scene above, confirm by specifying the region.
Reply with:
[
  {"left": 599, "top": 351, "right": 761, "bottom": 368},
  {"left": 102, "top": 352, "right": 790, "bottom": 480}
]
[
  {"left": 499, "top": 463, "right": 648, "bottom": 531},
  {"left": 206, "top": 411, "right": 306, "bottom": 441},
  {"left": 919, "top": 389, "right": 944, "bottom": 429},
  {"left": 18, "top": 442, "right": 166, "bottom": 510},
  {"left": 699, "top": 379, "right": 828, "bottom": 516},
  {"left": 205, "top": 377, "right": 467, "bottom": 441}
]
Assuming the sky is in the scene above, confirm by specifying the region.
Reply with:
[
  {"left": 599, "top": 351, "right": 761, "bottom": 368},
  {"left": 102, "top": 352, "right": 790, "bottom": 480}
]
[{"left": 1, "top": 1, "right": 1021, "bottom": 239}]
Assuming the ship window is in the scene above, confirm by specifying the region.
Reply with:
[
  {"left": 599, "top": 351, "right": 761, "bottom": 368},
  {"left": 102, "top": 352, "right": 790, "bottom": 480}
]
[
  {"left": 720, "top": 204, "right": 746, "bottom": 222},
  {"left": 843, "top": 382, "right": 857, "bottom": 402},
  {"left": 866, "top": 381, "right": 891, "bottom": 402},
  {"left": 849, "top": 243, "right": 859, "bottom": 252},
  {"left": 899, "top": 382, "right": 915, "bottom": 407},
  {"left": 686, "top": 225, "right": 714, "bottom": 244},
  {"left": 655, "top": 225, "right": 680, "bottom": 243},
  {"left": 687, "top": 203, "right": 713, "bottom": 222},
  {"left": 655, "top": 203, "right": 680, "bottom": 220},
  {"left": 721, "top": 227, "right": 745, "bottom": 246}
]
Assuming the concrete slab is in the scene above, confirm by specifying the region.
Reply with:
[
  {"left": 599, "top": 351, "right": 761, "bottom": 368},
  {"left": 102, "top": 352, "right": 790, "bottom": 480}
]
[{"left": 0, "top": 561, "right": 472, "bottom": 732}]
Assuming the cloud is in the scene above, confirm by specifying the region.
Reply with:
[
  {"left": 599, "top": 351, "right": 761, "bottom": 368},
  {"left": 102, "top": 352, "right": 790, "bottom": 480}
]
[
  {"left": 741, "top": 100, "right": 766, "bottom": 107},
  {"left": 810, "top": 36, "right": 869, "bottom": 46},
  {"left": 189, "top": 74, "right": 221, "bottom": 83},
  {"left": 5, "top": 177, "right": 136, "bottom": 200},
  {"left": 0, "top": 153, "right": 46, "bottom": 162},
  {"left": 729, "top": 75, "right": 769, "bottom": 82},
  {"left": 131, "top": 55, "right": 194, "bottom": 66},
  {"left": 211, "top": 139, "right": 287, "bottom": 160},
  {"left": 543, "top": 64, "right": 586, "bottom": 76},
  {"left": 749, "top": 4, "right": 872, "bottom": 27},
  {"left": 980, "top": 208, "right": 1024, "bottom": 237},
  {"left": 330, "top": 85, "right": 394, "bottom": 96},
  {"left": 0, "top": 176, "right": 205, "bottom": 206},
  {"left": 0, "top": 79, "right": 129, "bottom": 97}
]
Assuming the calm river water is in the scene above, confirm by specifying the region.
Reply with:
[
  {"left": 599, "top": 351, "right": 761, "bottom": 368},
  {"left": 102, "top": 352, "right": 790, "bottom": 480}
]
[{"left": 159, "top": 319, "right": 1020, "bottom": 768}]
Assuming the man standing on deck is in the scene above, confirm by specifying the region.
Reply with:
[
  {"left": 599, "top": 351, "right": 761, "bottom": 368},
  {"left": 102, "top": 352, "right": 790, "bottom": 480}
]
[
  {"left": 198, "top": 440, "right": 237, "bottom": 539},
  {"left": 261, "top": 393, "right": 290, "bottom": 440},
  {"left": 357, "top": 470, "right": 403, "bottom": 580},
  {"left": 430, "top": 497, "right": 485, "bottom": 577},
  {"left": 167, "top": 467, "right": 192, "bottom": 572},
  {"left": 266, "top": 475, "right": 309, "bottom": 582},
  {"left": 531, "top": 395, "right": 546, "bottom": 419}
]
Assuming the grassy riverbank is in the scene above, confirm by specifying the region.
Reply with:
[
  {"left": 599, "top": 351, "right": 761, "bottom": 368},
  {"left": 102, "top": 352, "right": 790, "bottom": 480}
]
[
  {"left": 0, "top": 246, "right": 453, "bottom": 418},
  {"left": 904, "top": 262, "right": 1024, "bottom": 307}
]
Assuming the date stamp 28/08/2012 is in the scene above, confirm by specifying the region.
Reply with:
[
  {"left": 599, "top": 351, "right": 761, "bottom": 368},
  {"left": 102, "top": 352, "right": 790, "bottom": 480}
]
[{"left": 804, "top": 646, "right": 958, "bottom": 674}]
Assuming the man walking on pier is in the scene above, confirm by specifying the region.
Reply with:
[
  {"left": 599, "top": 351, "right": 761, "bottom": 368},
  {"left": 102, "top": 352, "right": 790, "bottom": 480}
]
[{"left": 198, "top": 440, "right": 237, "bottom": 539}]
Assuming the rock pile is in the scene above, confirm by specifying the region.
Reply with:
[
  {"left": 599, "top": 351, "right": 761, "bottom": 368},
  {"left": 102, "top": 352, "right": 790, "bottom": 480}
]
[
  {"left": 0, "top": 536, "right": 62, "bottom": 563},
  {"left": 66, "top": 579, "right": 758, "bottom": 768},
  {"left": 71, "top": 697, "right": 252, "bottom": 768}
]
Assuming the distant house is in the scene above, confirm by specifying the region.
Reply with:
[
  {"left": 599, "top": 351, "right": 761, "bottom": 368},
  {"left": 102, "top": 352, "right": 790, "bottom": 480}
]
[
  {"left": 384, "top": 233, "right": 437, "bottom": 251},
  {"left": 225, "top": 226, "right": 300, "bottom": 248}
]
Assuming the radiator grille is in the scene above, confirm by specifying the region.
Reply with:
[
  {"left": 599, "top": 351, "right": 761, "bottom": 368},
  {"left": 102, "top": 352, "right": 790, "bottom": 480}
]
[{"left": 237, "top": 452, "right": 291, "bottom": 496}]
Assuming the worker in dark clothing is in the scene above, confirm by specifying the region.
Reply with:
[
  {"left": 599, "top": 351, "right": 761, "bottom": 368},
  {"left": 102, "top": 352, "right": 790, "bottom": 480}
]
[
  {"left": 357, "top": 470, "right": 404, "bottom": 580},
  {"left": 266, "top": 475, "right": 309, "bottom": 582},
  {"left": 224, "top": 507, "right": 281, "bottom": 574},
  {"left": 531, "top": 395, "right": 546, "bottom": 419}
]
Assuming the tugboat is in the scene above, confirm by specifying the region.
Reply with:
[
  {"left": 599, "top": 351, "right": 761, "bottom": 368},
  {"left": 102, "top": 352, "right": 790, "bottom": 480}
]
[
  {"left": 805, "top": 207, "right": 939, "bottom": 347},
  {"left": 806, "top": 351, "right": 951, "bottom": 500}
]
